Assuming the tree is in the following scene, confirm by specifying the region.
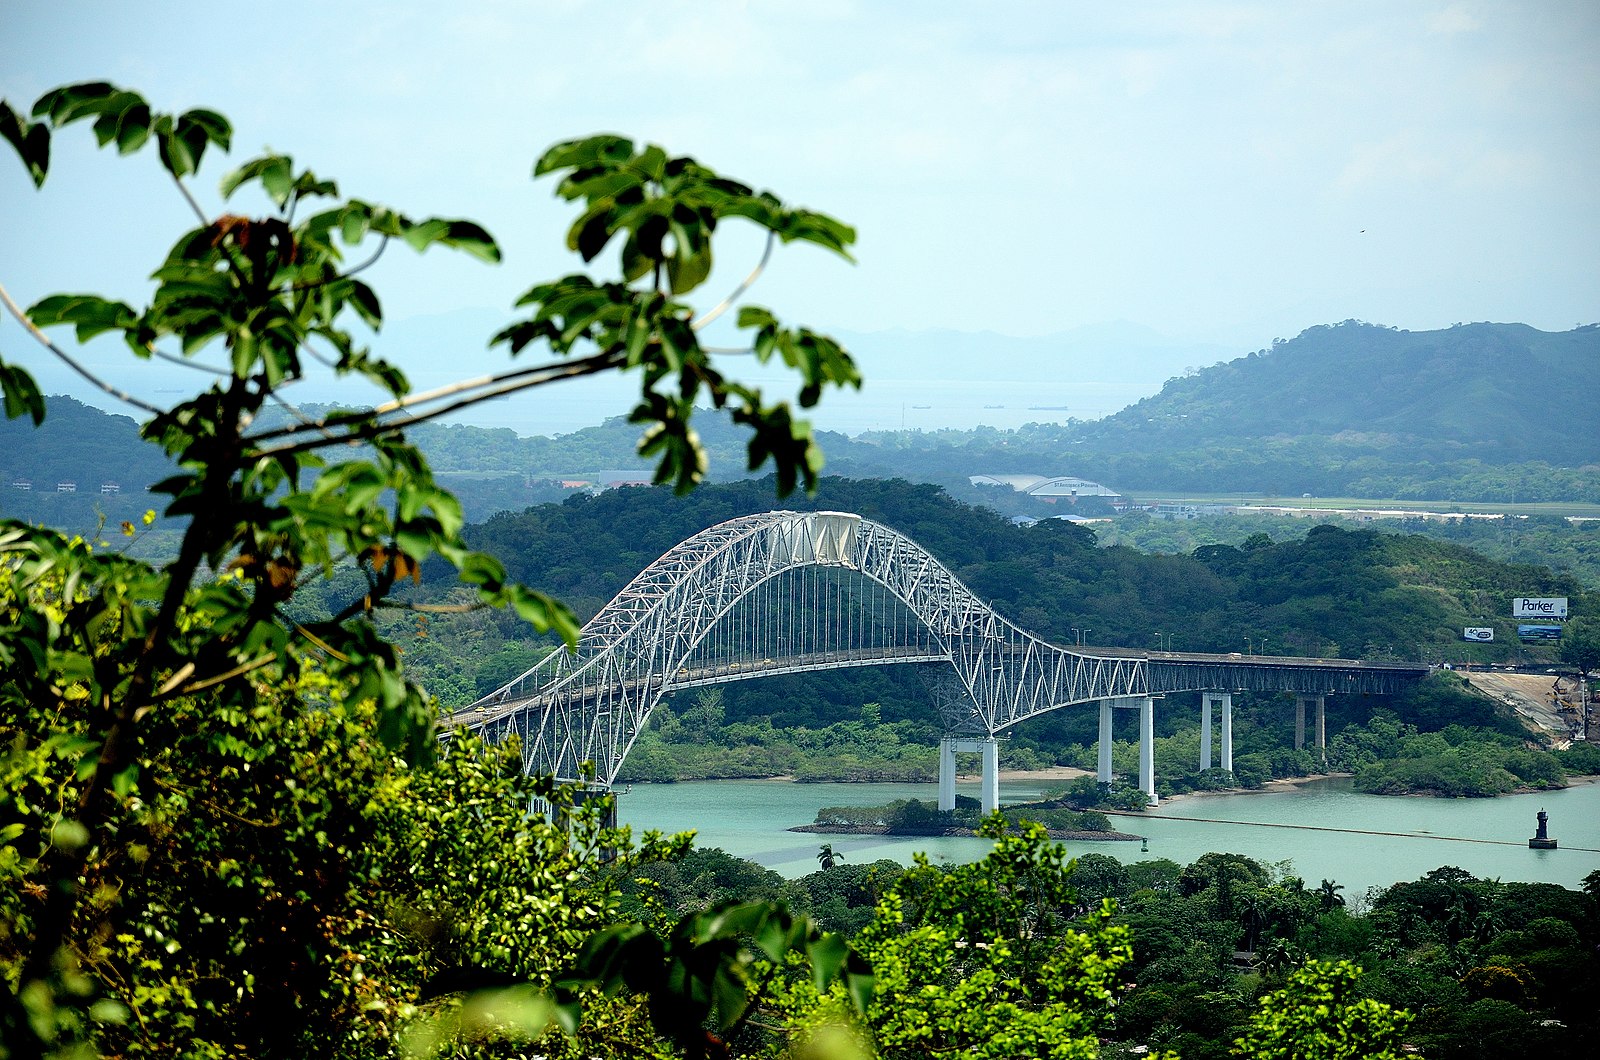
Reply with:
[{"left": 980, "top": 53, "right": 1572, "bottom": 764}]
[
  {"left": 776, "top": 819, "right": 1136, "bottom": 1058},
  {"left": 1558, "top": 616, "right": 1600, "bottom": 677},
  {"left": 1318, "top": 879, "right": 1346, "bottom": 913},
  {"left": 1560, "top": 617, "right": 1599, "bottom": 737},
  {"left": 0, "top": 82, "right": 865, "bottom": 1057},
  {"left": 1233, "top": 959, "right": 1412, "bottom": 1060}
]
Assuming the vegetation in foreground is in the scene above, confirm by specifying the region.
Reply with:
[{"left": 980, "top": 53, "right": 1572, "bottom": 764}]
[
  {"left": 2, "top": 79, "right": 874, "bottom": 1058},
  {"left": 624, "top": 842, "right": 1600, "bottom": 1060}
]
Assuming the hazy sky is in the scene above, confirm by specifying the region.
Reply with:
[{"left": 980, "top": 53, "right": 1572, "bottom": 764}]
[{"left": 2, "top": 0, "right": 1596, "bottom": 359}]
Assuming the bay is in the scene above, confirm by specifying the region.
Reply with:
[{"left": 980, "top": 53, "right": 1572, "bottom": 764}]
[{"left": 617, "top": 776, "right": 1600, "bottom": 898}]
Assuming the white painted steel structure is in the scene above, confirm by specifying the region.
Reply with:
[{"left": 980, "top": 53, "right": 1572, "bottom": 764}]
[{"left": 452, "top": 510, "right": 1426, "bottom": 808}]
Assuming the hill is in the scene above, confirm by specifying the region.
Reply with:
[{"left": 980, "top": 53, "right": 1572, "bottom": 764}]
[
  {"left": 8, "top": 321, "right": 1598, "bottom": 532},
  {"left": 381, "top": 478, "right": 1591, "bottom": 712},
  {"left": 1081, "top": 320, "right": 1600, "bottom": 465}
]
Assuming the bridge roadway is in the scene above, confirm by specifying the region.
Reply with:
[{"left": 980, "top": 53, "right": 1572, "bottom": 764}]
[
  {"left": 457, "top": 645, "right": 1426, "bottom": 729},
  {"left": 453, "top": 508, "right": 1432, "bottom": 813},
  {"left": 451, "top": 643, "right": 1428, "bottom": 811}
]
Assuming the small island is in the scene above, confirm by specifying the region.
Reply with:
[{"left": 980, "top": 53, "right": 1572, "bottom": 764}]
[{"left": 789, "top": 795, "right": 1144, "bottom": 842}]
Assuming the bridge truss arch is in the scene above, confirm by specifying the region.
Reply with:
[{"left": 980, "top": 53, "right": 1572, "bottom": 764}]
[
  {"left": 454, "top": 510, "right": 1144, "bottom": 784},
  {"left": 452, "top": 510, "right": 1426, "bottom": 787}
]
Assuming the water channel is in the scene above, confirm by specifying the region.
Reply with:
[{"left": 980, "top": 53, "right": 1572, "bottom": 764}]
[{"left": 618, "top": 776, "right": 1600, "bottom": 898}]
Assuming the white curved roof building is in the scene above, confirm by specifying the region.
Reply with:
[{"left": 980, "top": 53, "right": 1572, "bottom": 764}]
[{"left": 969, "top": 474, "right": 1121, "bottom": 499}]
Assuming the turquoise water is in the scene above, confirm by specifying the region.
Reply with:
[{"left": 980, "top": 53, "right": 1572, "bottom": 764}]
[{"left": 617, "top": 777, "right": 1600, "bottom": 896}]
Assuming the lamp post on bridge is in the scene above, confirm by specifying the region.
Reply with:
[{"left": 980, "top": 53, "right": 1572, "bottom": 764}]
[
  {"left": 1154, "top": 632, "right": 1174, "bottom": 651},
  {"left": 1072, "top": 627, "right": 1091, "bottom": 647}
]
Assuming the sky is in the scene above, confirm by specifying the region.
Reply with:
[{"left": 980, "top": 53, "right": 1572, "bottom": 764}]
[{"left": 1, "top": 0, "right": 1596, "bottom": 434}]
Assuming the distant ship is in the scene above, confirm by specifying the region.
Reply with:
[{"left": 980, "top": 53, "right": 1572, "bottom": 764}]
[
  {"left": 983, "top": 404, "right": 1005, "bottom": 409},
  {"left": 1028, "top": 404, "right": 1069, "bottom": 411},
  {"left": 911, "top": 404, "right": 932, "bottom": 409}
]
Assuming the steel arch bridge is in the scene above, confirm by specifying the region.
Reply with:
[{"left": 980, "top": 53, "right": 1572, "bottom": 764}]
[{"left": 451, "top": 510, "right": 1424, "bottom": 792}]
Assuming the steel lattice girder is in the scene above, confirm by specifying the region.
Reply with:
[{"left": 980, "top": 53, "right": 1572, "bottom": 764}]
[{"left": 448, "top": 510, "right": 1424, "bottom": 784}]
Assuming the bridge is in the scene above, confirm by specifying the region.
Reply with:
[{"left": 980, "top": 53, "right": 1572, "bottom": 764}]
[{"left": 451, "top": 510, "right": 1427, "bottom": 809}]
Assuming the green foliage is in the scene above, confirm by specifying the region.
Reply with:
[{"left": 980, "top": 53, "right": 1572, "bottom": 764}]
[
  {"left": 1559, "top": 616, "right": 1600, "bottom": 674},
  {"left": 1233, "top": 959, "right": 1412, "bottom": 1060},
  {"left": 1346, "top": 710, "right": 1565, "bottom": 797},
  {"left": 775, "top": 820, "right": 1133, "bottom": 1058},
  {"left": 0, "top": 79, "right": 866, "bottom": 1058}
]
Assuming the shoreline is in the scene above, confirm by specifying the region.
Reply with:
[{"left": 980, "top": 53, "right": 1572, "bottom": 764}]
[
  {"left": 627, "top": 769, "right": 1599, "bottom": 800},
  {"left": 790, "top": 822, "right": 1143, "bottom": 843}
]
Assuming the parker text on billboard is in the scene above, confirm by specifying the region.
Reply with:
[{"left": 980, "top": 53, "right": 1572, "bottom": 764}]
[{"left": 1512, "top": 597, "right": 1568, "bottom": 620}]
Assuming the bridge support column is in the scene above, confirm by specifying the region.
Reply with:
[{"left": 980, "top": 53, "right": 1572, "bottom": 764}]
[
  {"left": 938, "top": 736, "right": 1000, "bottom": 813},
  {"left": 1138, "top": 695, "right": 1158, "bottom": 806},
  {"left": 1219, "top": 693, "right": 1234, "bottom": 773},
  {"left": 1295, "top": 694, "right": 1326, "bottom": 753},
  {"left": 938, "top": 738, "right": 958, "bottom": 811},
  {"left": 1097, "top": 700, "right": 1114, "bottom": 784},
  {"left": 1202, "top": 692, "right": 1235, "bottom": 772},
  {"left": 981, "top": 737, "right": 1000, "bottom": 814}
]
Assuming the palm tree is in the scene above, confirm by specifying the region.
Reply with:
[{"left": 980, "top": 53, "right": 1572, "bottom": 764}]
[
  {"left": 1259, "top": 937, "right": 1303, "bottom": 976},
  {"left": 816, "top": 843, "right": 844, "bottom": 870},
  {"left": 1240, "top": 892, "right": 1269, "bottom": 952},
  {"left": 1317, "top": 878, "right": 1345, "bottom": 912}
]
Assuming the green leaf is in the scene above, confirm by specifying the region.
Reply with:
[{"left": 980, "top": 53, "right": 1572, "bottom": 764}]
[
  {"left": 347, "top": 279, "right": 382, "bottom": 329},
  {"left": 28, "top": 293, "right": 139, "bottom": 342},
  {"left": 32, "top": 81, "right": 117, "bottom": 124},
  {"left": 440, "top": 219, "right": 501, "bottom": 263},
  {"left": 261, "top": 155, "right": 293, "bottom": 208},
  {"left": 0, "top": 360, "right": 46, "bottom": 424},
  {"left": 220, "top": 154, "right": 287, "bottom": 200},
  {"left": 179, "top": 108, "right": 232, "bottom": 154},
  {"left": 114, "top": 103, "right": 152, "bottom": 154},
  {"left": 158, "top": 123, "right": 196, "bottom": 178},
  {"left": 338, "top": 204, "right": 371, "bottom": 245},
  {"left": 1, "top": 100, "right": 51, "bottom": 185}
]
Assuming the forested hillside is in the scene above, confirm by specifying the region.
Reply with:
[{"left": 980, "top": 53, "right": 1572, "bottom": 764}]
[
  {"left": 1086, "top": 321, "right": 1600, "bottom": 465},
  {"left": 384, "top": 478, "right": 1591, "bottom": 709},
  {"left": 12, "top": 321, "right": 1598, "bottom": 528}
]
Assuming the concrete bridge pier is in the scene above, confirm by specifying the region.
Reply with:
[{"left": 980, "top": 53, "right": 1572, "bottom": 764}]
[
  {"left": 938, "top": 736, "right": 1000, "bottom": 814},
  {"left": 1096, "top": 696, "right": 1160, "bottom": 804},
  {"left": 1220, "top": 692, "right": 1233, "bottom": 772},
  {"left": 1097, "top": 700, "right": 1114, "bottom": 783},
  {"left": 1139, "top": 695, "right": 1158, "bottom": 805},
  {"left": 1201, "top": 692, "right": 1234, "bottom": 772},
  {"left": 1294, "top": 694, "right": 1326, "bottom": 754}
]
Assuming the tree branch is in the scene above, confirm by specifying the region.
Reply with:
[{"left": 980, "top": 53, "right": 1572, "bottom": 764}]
[
  {"left": 152, "top": 652, "right": 279, "bottom": 701},
  {"left": 0, "top": 281, "right": 165, "bottom": 415},
  {"left": 692, "top": 230, "right": 774, "bottom": 332},
  {"left": 245, "top": 348, "right": 627, "bottom": 458}
]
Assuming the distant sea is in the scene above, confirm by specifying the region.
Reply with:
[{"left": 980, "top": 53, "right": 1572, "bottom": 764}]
[
  {"left": 435, "top": 373, "right": 1167, "bottom": 438},
  {"left": 12, "top": 319, "right": 1174, "bottom": 439}
]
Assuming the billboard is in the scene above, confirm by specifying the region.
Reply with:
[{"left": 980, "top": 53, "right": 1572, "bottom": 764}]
[
  {"left": 1463, "top": 627, "right": 1494, "bottom": 642},
  {"left": 1517, "top": 624, "right": 1563, "bottom": 641},
  {"left": 1513, "top": 597, "right": 1568, "bottom": 620}
]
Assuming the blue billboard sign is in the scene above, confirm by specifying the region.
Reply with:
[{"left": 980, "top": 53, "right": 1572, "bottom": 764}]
[{"left": 1517, "top": 624, "right": 1563, "bottom": 641}]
